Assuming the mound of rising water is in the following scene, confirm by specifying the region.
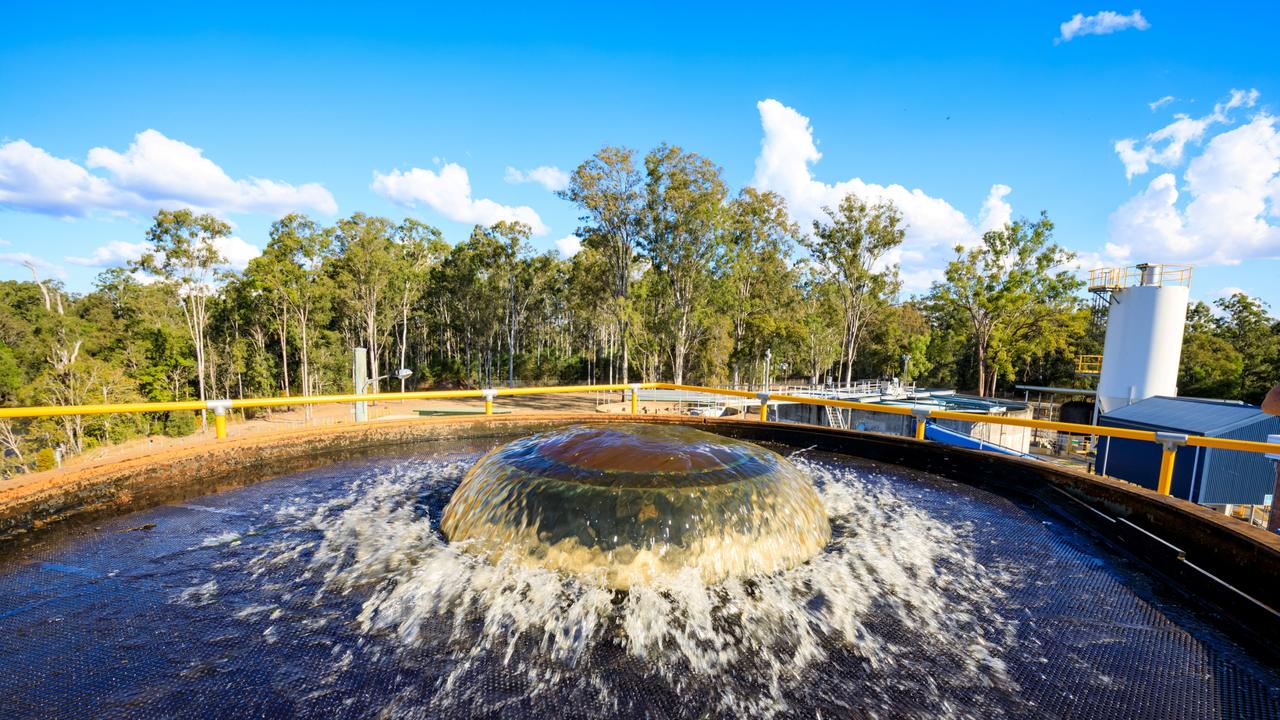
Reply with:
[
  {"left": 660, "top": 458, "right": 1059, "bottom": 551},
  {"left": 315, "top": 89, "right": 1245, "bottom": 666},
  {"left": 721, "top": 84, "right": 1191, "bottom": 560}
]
[
  {"left": 440, "top": 424, "right": 831, "bottom": 587},
  {"left": 239, "top": 444, "right": 1015, "bottom": 717}
]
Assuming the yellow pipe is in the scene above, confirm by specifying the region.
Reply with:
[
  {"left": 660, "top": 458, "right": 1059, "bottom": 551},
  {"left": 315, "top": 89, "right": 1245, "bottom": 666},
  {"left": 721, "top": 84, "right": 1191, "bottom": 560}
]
[
  {"left": 3, "top": 380, "right": 1279, "bottom": 463},
  {"left": 0, "top": 400, "right": 207, "bottom": 418},
  {"left": 759, "top": 399, "right": 768, "bottom": 422},
  {"left": 484, "top": 397, "right": 494, "bottom": 415},
  {"left": 914, "top": 419, "right": 926, "bottom": 440},
  {"left": 1157, "top": 446, "right": 1177, "bottom": 495},
  {"left": 214, "top": 412, "right": 227, "bottom": 440},
  {"left": 630, "top": 389, "right": 638, "bottom": 415}
]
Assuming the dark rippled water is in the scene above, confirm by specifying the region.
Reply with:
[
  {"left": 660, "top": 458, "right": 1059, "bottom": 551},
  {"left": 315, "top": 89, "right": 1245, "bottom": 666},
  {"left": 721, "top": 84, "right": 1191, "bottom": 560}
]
[{"left": 1, "top": 435, "right": 1277, "bottom": 719}]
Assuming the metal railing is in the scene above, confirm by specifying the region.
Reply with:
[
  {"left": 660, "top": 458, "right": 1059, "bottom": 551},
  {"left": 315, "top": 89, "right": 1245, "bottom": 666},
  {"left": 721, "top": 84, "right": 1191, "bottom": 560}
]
[
  {"left": 1075, "top": 355, "right": 1103, "bottom": 375},
  {"left": 1088, "top": 264, "right": 1193, "bottom": 292},
  {"left": 2, "top": 381, "right": 1277, "bottom": 499}
]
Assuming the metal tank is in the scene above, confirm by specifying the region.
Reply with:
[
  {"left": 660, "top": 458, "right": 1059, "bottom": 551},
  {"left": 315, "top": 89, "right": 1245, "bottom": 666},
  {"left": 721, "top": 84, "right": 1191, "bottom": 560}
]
[{"left": 1091, "top": 264, "right": 1191, "bottom": 413}]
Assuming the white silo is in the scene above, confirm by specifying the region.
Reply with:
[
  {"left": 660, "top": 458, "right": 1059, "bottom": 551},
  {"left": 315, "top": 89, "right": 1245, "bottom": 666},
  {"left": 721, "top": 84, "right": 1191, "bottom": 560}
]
[{"left": 1092, "top": 264, "right": 1191, "bottom": 413}]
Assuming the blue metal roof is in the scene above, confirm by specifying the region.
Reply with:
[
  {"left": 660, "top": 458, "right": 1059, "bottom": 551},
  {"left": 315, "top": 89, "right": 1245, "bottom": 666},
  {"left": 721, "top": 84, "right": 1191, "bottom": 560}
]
[{"left": 1100, "top": 395, "right": 1266, "bottom": 435}]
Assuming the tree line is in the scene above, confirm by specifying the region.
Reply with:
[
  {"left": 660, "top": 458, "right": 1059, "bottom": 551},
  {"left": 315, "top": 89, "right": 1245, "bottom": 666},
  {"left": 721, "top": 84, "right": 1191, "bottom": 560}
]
[{"left": 2, "top": 143, "right": 1278, "bottom": 476}]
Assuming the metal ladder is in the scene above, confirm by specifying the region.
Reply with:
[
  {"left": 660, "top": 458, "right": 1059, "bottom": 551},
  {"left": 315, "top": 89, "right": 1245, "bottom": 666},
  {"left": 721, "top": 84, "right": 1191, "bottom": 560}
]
[{"left": 825, "top": 404, "right": 847, "bottom": 430}]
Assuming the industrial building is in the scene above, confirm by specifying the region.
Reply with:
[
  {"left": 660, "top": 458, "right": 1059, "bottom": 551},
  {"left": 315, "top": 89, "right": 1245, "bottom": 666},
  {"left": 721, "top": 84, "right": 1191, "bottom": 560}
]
[{"left": 1095, "top": 395, "right": 1280, "bottom": 504}]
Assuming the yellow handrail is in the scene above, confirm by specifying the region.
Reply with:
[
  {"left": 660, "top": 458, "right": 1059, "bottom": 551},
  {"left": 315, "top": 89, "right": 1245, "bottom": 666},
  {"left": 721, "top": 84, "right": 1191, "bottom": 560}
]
[
  {"left": 650, "top": 383, "right": 1280, "bottom": 496},
  {"left": 2, "top": 380, "right": 1276, "bottom": 498}
]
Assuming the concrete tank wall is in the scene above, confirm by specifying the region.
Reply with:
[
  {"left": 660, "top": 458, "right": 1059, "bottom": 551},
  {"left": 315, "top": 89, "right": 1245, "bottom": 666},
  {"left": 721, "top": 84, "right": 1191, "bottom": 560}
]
[{"left": 1098, "top": 283, "right": 1189, "bottom": 413}]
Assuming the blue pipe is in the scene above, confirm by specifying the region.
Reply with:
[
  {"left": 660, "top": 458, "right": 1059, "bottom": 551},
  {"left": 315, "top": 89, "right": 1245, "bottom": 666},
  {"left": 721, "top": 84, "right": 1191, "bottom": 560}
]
[{"left": 923, "top": 422, "right": 1038, "bottom": 461}]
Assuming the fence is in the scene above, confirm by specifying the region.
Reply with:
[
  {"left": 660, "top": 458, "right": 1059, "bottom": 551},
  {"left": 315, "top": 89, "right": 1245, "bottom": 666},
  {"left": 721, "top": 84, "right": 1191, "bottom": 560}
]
[{"left": 2, "top": 381, "right": 1278, "bottom": 498}]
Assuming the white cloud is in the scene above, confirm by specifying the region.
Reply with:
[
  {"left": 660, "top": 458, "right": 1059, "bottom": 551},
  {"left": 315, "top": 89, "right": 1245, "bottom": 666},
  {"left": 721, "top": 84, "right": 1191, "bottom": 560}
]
[
  {"left": 1115, "top": 88, "right": 1258, "bottom": 179},
  {"left": 1212, "top": 286, "right": 1247, "bottom": 298},
  {"left": 0, "top": 140, "right": 128, "bottom": 216},
  {"left": 0, "top": 251, "right": 65, "bottom": 277},
  {"left": 1108, "top": 105, "right": 1280, "bottom": 265},
  {"left": 215, "top": 236, "right": 262, "bottom": 271},
  {"left": 65, "top": 240, "right": 149, "bottom": 267},
  {"left": 1057, "top": 10, "right": 1150, "bottom": 44},
  {"left": 87, "top": 130, "right": 337, "bottom": 216},
  {"left": 0, "top": 130, "right": 336, "bottom": 219},
  {"left": 555, "top": 234, "right": 582, "bottom": 258},
  {"left": 977, "top": 184, "right": 1013, "bottom": 232},
  {"left": 1148, "top": 95, "right": 1176, "bottom": 111},
  {"left": 751, "top": 98, "right": 1011, "bottom": 293},
  {"left": 371, "top": 163, "right": 548, "bottom": 234},
  {"left": 504, "top": 165, "right": 570, "bottom": 192}
]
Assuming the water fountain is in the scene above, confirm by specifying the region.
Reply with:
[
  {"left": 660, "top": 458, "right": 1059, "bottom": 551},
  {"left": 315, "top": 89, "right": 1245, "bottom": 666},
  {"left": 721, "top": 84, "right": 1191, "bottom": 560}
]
[
  {"left": 1, "top": 417, "right": 1277, "bottom": 719},
  {"left": 441, "top": 423, "right": 831, "bottom": 587}
]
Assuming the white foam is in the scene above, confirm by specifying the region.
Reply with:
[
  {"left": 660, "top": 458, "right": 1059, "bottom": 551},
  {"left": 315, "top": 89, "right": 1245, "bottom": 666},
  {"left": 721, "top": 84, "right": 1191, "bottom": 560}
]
[{"left": 233, "top": 455, "right": 1016, "bottom": 718}]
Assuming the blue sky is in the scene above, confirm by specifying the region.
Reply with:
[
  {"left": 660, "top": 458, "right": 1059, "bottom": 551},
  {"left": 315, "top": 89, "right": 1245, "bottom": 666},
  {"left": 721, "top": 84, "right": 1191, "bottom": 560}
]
[{"left": 2, "top": 2, "right": 1278, "bottom": 306}]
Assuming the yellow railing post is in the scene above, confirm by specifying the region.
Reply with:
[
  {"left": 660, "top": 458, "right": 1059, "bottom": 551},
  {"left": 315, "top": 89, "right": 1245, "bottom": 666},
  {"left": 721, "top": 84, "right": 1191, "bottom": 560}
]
[
  {"left": 482, "top": 389, "right": 496, "bottom": 416},
  {"left": 1155, "top": 432, "right": 1187, "bottom": 495},
  {"left": 630, "top": 384, "right": 640, "bottom": 415},
  {"left": 208, "top": 400, "right": 231, "bottom": 441},
  {"left": 757, "top": 392, "right": 769, "bottom": 422},
  {"left": 911, "top": 407, "right": 931, "bottom": 440}
]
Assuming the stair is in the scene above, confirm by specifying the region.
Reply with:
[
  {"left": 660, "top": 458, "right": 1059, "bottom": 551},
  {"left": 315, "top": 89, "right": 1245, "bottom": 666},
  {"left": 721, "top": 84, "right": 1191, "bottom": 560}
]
[{"left": 825, "top": 404, "right": 847, "bottom": 430}]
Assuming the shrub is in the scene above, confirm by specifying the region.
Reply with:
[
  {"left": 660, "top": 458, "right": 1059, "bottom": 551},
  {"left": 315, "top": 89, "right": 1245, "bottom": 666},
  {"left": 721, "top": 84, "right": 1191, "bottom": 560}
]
[
  {"left": 163, "top": 411, "right": 197, "bottom": 437},
  {"left": 35, "top": 447, "right": 56, "bottom": 472}
]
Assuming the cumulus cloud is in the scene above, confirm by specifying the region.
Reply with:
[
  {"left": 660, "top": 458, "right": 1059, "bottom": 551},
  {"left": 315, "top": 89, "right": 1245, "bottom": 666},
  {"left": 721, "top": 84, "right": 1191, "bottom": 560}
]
[
  {"left": 372, "top": 163, "right": 548, "bottom": 234},
  {"left": 751, "top": 98, "right": 1012, "bottom": 293},
  {"left": 65, "top": 240, "right": 149, "bottom": 267},
  {"left": 0, "top": 140, "right": 126, "bottom": 216},
  {"left": 0, "top": 251, "right": 65, "bottom": 277},
  {"left": 1114, "top": 88, "right": 1258, "bottom": 179},
  {"left": 1108, "top": 102, "right": 1280, "bottom": 266},
  {"left": 1056, "top": 10, "right": 1150, "bottom": 43},
  {"left": 0, "top": 130, "right": 337, "bottom": 219},
  {"left": 977, "top": 184, "right": 1013, "bottom": 233},
  {"left": 87, "top": 130, "right": 337, "bottom": 215},
  {"left": 214, "top": 236, "right": 263, "bottom": 271},
  {"left": 64, "top": 236, "right": 259, "bottom": 272},
  {"left": 504, "top": 165, "right": 570, "bottom": 192},
  {"left": 555, "top": 234, "right": 582, "bottom": 258}
]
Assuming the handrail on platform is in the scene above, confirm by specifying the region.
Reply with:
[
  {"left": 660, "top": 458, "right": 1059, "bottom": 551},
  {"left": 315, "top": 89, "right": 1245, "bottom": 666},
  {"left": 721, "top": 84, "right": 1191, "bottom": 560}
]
[{"left": 2, "top": 381, "right": 1277, "bottom": 499}]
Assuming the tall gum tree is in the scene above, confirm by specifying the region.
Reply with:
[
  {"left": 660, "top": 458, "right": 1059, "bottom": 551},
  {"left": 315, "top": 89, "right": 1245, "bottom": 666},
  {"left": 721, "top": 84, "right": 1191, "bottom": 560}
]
[
  {"left": 801, "top": 193, "right": 904, "bottom": 388},
  {"left": 561, "top": 146, "right": 644, "bottom": 385},
  {"left": 641, "top": 144, "right": 726, "bottom": 385},
  {"left": 927, "top": 214, "right": 1082, "bottom": 397},
  {"left": 133, "top": 209, "right": 230, "bottom": 425},
  {"left": 332, "top": 213, "right": 396, "bottom": 392},
  {"left": 720, "top": 188, "right": 800, "bottom": 388}
]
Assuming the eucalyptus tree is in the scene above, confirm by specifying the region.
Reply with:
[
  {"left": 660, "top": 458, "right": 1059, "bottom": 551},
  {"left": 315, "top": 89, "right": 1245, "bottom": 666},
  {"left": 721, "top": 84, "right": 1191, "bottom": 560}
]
[
  {"left": 560, "top": 146, "right": 645, "bottom": 383},
  {"left": 132, "top": 209, "right": 230, "bottom": 423},
  {"left": 801, "top": 193, "right": 904, "bottom": 388},
  {"left": 260, "top": 214, "right": 335, "bottom": 414},
  {"left": 795, "top": 268, "right": 844, "bottom": 385},
  {"left": 392, "top": 219, "right": 447, "bottom": 390},
  {"left": 641, "top": 144, "right": 727, "bottom": 384},
  {"left": 332, "top": 213, "right": 397, "bottom": 391},
  {"left": 927, "top": 214, "right": 1081, "bottom": 397},
  {"left": 720, "top": 188, "right": 799, "bottom": 387}
]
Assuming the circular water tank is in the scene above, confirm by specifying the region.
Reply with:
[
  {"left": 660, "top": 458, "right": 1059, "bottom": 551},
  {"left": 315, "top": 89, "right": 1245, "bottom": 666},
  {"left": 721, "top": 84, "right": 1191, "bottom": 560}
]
[{"left": 1097, "top": 281, "right": 1189, "bottom": 413}]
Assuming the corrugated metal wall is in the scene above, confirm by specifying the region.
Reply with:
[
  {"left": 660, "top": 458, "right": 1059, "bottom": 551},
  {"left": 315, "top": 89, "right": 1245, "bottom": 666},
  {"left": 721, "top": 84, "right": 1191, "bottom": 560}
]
[{"left": 1197, "top": 415, "right": 1280, "bottom": 504}]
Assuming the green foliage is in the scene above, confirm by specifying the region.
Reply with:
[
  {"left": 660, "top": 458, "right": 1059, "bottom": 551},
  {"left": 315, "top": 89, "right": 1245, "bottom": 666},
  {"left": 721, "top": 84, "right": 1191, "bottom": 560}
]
[
  {"left": 163, "top": 411, "right": 197, "bottom": 438},
  {"left": 0, "top": 342, "right": 21, "bottom": 402},
  {"left": 35, "top": 447, "right": 56, "bottom": 472},
  {"left": 927, "top": 214, "right": 1083, "bottom": 396},
  {"left": 7, "top": 142, "right": 1279, "bottom": 469}
]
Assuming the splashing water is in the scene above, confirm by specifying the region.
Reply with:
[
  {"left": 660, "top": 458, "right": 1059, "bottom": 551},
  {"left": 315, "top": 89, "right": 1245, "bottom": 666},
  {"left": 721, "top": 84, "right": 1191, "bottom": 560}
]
[{"left": 204, "top": 444, "right": 1021, "bottom": 719}]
